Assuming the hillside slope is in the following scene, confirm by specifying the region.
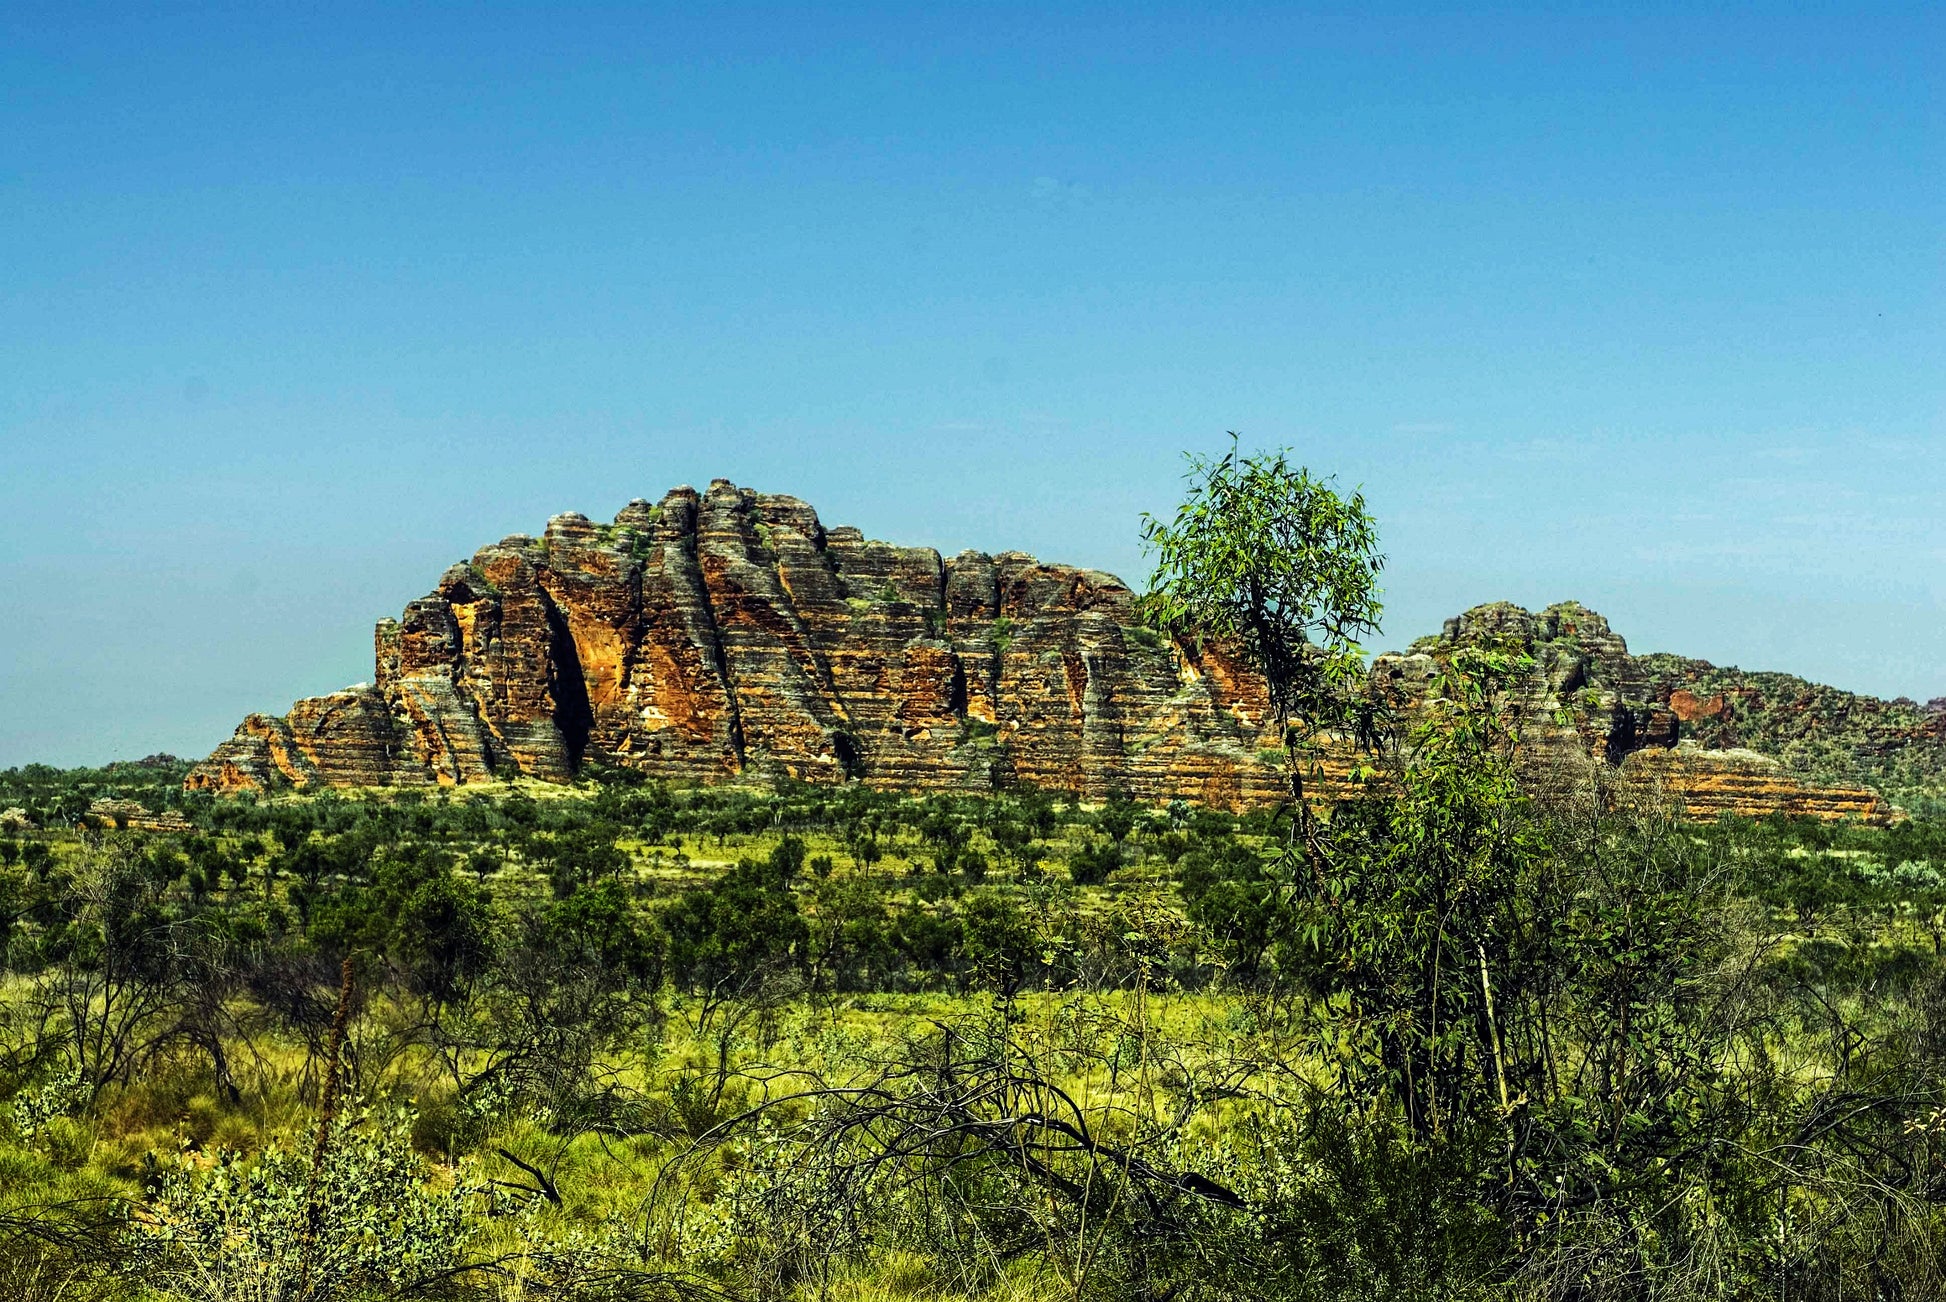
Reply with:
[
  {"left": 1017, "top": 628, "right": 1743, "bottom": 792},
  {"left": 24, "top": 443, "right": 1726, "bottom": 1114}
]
[{"left": 1637, "top": 656, "right": 1946, "bottom": 817}]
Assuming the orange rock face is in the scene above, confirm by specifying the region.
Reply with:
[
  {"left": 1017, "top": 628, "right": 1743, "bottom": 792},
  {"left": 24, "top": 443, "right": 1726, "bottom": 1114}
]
[
  {"left": 184, "top": 488, "right": 1902, "bottom": 823},
  {"left": 187, "top": 482, "right": 1283, "bottom": 802},
  {"left": 1668, "top": 689, "right": 1729, "bottom": 723}
]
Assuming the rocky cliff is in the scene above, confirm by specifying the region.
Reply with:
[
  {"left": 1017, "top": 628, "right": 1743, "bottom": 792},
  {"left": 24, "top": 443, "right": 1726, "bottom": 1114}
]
[
  {"left": 1634, "top": 655, "right": 1946, "bottom": 818},
  {"left": 186, "top": 481, "right": 1911, "bottom": 820},
  {"left": 1365, "top": 601, "right": 1892, "bottom": 821},
  {"left": 189, "top": 481, "right": 1286, "bottom": 806}
]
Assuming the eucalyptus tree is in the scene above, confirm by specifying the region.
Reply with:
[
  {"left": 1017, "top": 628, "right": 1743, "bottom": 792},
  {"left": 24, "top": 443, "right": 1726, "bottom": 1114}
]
[{"left": 1141, "top": 438, "right": 1385, "bottom": 865}]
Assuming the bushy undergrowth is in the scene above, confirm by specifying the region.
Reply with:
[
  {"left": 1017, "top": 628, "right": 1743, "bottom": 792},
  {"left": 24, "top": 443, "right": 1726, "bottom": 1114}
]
[{"left": 1, "top": 761, "right": 1943, "bottom": 1300}]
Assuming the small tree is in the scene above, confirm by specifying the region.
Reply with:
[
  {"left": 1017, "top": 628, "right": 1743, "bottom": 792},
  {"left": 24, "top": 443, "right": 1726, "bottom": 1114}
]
[{"left": 1142, "top": 438, "right": 1384, "bottom": 863}]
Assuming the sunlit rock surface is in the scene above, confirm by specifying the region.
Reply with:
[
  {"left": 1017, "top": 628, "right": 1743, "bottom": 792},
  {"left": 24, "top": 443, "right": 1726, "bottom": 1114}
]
[{"left": 187, "top": 484, "right": 1911, "bottom": 821}]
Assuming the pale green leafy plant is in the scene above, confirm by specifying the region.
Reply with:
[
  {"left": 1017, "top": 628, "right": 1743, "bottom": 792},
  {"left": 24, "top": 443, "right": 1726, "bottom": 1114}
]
[{"left": 136, "top": 1106, "right": 482, "bottom": 1302}]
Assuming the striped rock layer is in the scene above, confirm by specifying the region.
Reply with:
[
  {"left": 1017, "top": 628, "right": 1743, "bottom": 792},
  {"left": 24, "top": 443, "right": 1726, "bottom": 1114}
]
[
  {"left": 188, "top": 481, "right": 1283, "bottom": 805},
  {"left": 186, "top": 482, "right": 1895, "bottom": 821}
]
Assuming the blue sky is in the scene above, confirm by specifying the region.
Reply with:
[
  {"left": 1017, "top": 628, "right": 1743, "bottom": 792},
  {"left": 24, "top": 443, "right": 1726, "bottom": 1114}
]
[{"left": 2, "top": 4, "right": 1940, "bottom": 766}]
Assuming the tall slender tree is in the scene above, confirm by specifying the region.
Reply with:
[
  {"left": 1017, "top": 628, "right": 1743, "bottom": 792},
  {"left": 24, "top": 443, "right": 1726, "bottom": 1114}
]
[{"left": 1141, "top": 437, "right": 1385, "bottom": 865}]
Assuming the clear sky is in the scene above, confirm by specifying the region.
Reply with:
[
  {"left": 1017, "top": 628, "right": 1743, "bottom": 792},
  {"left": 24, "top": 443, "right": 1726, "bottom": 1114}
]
[{"left": 2, "top": 4, "right": 1940, "bottom": 767}]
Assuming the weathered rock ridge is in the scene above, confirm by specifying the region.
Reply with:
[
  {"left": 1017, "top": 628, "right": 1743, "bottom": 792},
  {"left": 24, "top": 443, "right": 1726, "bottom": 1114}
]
[
  {"left": 1369, "top": 601, "right": 1893, "bottom": 821},
  {"left": 189, "top": 481, "right": 1283, "bottom": 805},
  {"left": 186, "top": 482, "right": 1899, "bottom": 820}
]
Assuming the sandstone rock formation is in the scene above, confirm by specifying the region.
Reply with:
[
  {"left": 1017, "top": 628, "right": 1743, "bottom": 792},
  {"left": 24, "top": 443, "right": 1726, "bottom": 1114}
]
[
  {"left": 1366, "top": 601, "right": 1892, "bottom": 820},
  {"left": 186, "top": 482, "right": 1905, "bottom": 821},
  {"left": 1618, "top": 745, "right": 1889, "bottom": 822},
  {"left": 1635, "top": 653, "right": 1946, "bottom": 817},
  {"left": 84, "top": 798, "right": 194, "bottom": 833},
  {"left": 190, "top": 481, "right": 1284, "bottom": 807},
  {"left": 1369, "top": 600, "right": 1678, "bottom": 772}
]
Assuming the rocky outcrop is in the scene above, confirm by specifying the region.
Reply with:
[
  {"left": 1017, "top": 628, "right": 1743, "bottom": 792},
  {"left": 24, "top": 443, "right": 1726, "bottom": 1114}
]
[
  {"left": 186, "top": 483, "right": 1916, "bottom": 822},
  {"left": 1635, "top": 653, "right": 1946, "bottom": 817},
  {"left": 1365, "top": 602, "right": 1900, "bottom": 820},
  {"left": 1368, "top": 601, "right": 1679, "bottom": 779},
  {"left": 1619, "top": 745, "right": 1889, "bottom": 822},
  {"left": 189, "top": 481, "right": 1283, "bottom": 806},
  {"left": 85, "top": 798, "right": 195, "bottom": 833}
]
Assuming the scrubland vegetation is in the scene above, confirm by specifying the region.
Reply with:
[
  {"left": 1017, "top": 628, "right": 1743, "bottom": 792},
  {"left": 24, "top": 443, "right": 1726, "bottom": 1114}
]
[{"left": 4, "top": 753, "right": 1946, "bottom": 1301}]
